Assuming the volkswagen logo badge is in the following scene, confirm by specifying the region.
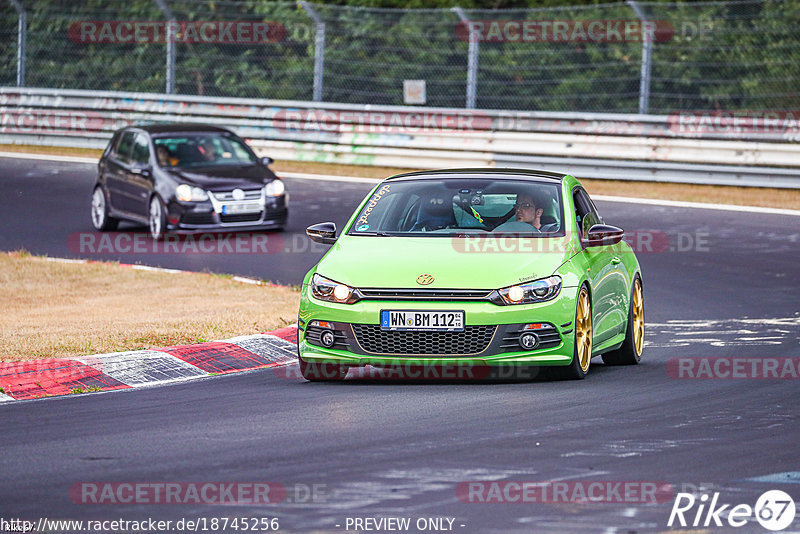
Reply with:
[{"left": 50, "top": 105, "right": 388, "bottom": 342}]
[
  {"left": 232, "top": 188, "right": 245, "bottom": 201},
  {"left": 416, "top": 274, "right": 435, "bottom": 285}
]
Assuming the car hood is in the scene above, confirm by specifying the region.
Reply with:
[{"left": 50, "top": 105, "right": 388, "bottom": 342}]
[
  {"left": 166, "top": 165, "right": 277, "bottom": 191},
  {"left": 315, "top": 235, "right": 576, "bottom": 289}
]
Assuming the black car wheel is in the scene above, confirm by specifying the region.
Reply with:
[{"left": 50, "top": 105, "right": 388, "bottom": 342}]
[
  {"left": 91, "top": 186, "right": 119, "bottom": 231},
  {"left": 148, "top": 196, "right": 167, "bottom": 241}
]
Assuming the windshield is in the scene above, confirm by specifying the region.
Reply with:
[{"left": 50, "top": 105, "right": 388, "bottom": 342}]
[
  {"left": 153, "top": 133, "right": 257, "bottom": 168},
  {"left": 347, "top": 178, "right": 564, "bottom": 236}
]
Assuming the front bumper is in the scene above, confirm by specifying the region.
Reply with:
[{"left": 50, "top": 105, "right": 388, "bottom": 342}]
[
  {"left": 298, "top": 285, "right": 579, "bottom": 367},
  {"left": 166, "top": 195, "right": 287, "bottom": 232}
]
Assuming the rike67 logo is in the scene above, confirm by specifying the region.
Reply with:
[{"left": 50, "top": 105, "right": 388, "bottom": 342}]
[{"left": 668, "top": 490, "right": 796, "bottom": 531}]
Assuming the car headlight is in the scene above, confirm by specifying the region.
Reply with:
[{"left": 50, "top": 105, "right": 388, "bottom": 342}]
[
  {"left": 265, "top": 179, "right": 285, "bottom": 197},
  {"left": 310, "top": 273, "right": 359, "bottom": 304},
  {"left": 176, "top": 184, "right": 208, "bottom": 202},
  {"left": 497, "top": 275, "right": 562, "bottom": 305}
]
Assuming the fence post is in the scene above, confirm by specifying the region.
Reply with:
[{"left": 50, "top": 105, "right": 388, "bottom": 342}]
[
  {"left": 8, "top": 0, "right": 26, "bottom": 87},
  {"left": 627, "top": 0, "right": 652, "bottom": 114},
  {"left": 452, "top": 7, "right": 478, "bottom": 109},
  {"left": 153, "top": 0, "right": 176, "bottom": 94},
  {"left": 299, "top": 1, "right": 325, "bottom": 102}
]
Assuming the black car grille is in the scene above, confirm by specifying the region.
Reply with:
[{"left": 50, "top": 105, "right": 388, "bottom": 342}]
[
  {"left": 352, "top": 324, "right": 496, "bottom": 355},
  {"left": 211, "top": 189, "right": 262, "bottom": 201},
  {"left": 181, "top": 212, "right": 215, "bottom": 225},
  {"left": 220, "top": 213, "right": 262, "bottom": 223},
  {"left": 305, "top": 325, "right": 350, "bottom": 351},
  {"left": 358, "top": 288, "right": 493, "bottom": 301},
  {"left": 499, "top": 323, "right": 562, "bottom": 352}
]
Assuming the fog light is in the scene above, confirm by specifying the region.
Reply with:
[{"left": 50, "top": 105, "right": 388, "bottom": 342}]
[
  {"left": 320, "top": 330, "right": 335, "bottom": 348},
  {"left": 519, "top": 332, "right": 539, "bottom": 350}
]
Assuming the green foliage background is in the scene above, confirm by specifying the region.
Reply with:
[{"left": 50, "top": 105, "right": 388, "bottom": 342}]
[{"left": 1, "top": 0, "right": 797, "bottom": 112}]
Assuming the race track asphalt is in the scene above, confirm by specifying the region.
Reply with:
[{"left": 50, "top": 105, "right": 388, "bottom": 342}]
[{"left": 1, "top": 156, "right": 798, "bottom": 533}]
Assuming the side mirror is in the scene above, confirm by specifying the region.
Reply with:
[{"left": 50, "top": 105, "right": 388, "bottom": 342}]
[
  {"left": 583, "top": 224, "right": 624, "bottom": 247},
  {"left": 306, "top": 222, "right": 337, "bottom": 245},
  {"left": 261, "top": 156, "right": 274, "bottom": 166}
]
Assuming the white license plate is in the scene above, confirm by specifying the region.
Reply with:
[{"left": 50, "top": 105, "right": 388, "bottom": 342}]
[
  {"left": 221, "top": 203, "right": 261, "bottom": 215},
  {"left": 381, "top": 310, "right": 464, "bottom": 332}
]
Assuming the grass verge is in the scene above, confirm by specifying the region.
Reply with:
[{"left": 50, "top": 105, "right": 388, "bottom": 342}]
[{"left": 0, "top": 251, "right": 300, "bottom": 362}]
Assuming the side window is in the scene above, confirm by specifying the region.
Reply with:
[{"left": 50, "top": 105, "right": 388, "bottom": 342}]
[
  {"left": 573, "top": 187, "right": 600, "bottom": 237},
  {"left": 131, "top": 134, "right": 151, "bottom": 166},
  {"left": 114, "top": 131, "right": 135, "bottom": 163}
]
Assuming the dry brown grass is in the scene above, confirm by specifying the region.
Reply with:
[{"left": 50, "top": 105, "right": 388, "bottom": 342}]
[
  {"left": 0, "top": 251, "right": 300, "bottom": 362},
  {"left": 3, "top": 144, "right": 798, "bottom": 209}
]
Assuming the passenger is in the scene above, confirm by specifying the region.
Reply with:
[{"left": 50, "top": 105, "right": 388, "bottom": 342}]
[{"left": 156, "top": 146, "right": 178, "bottom": 167}]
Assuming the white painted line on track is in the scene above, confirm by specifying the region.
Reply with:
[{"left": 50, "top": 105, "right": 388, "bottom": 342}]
[
  {"left": 592, "top": 194, "right": 800, "bottom": 217},
  {"left": 130, "top": 264, "right": 186, "bottom": 274},
  {"left": 278, "top": 171, "right": 380, "bottom": 184},
  {"left": 2, "top": 151, "right": 797, "bottom": 216},
  {"left": 0, "top": 151, "right": 97, "bottom": 164},
  {"left": 45, "top": 257, "right": 89, "bottom": 264}
]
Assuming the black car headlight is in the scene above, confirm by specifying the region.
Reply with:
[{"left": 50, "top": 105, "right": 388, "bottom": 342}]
[
  {"left": 176, "top": 184, "right": 208, "bottom": 202},
  {"left": 497, "top": 276, "right": 562, "bottom": 305},
  {"left": 264, "top": 179, "right": 285, "bottom": 197},
  {"left": 310, "top": 273, "right": 360, "bottom": 304}
]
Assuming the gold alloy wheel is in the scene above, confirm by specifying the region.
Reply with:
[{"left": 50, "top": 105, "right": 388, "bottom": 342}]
[
  {"left": 632, "top": 278, "right": 644, "bottom": 356},
  {"left": 575, "top": 288, "right": 592, "bottom": 373}
]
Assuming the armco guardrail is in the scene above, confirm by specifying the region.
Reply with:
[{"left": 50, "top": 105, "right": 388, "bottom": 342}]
[{"left": 1, "top": 87, "right": 799, "bottom": 188}]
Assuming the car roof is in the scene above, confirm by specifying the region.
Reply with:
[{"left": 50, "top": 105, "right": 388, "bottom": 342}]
[
  {"left": 385, "top": 168, "right": 567, "bottom": 183},
  {"left": 126, "top": 123, "right": 235, "bottom": 135}
]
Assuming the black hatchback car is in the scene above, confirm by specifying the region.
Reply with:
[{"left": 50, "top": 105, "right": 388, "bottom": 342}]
[{"left": 91, "top": 124, "right": 287, "bottom": 239}]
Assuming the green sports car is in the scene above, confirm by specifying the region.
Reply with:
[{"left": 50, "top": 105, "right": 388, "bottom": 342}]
[{"left": 297, "top": 168, "right": 644, "bottom": 381}]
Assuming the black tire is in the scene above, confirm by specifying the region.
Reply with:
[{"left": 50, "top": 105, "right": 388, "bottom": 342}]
[
  {"left": 602, "top": 276, "right": 644, "bottom": 366},
  {"left": 298, "top": 355, "right": 348, "bottom": 382},
  {"left": 148, "top": 195, "right": 167, "bottom": 241},
  {"left": 549, "top": 284, "right": 592, "bottom": 380},
  {"left": 91, "top": 186, "right": 119, "bottom": 231}
]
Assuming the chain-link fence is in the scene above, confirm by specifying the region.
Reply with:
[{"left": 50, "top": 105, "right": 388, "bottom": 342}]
[{"left": 1, "top": 0, "right": 798, "bottom": 113}]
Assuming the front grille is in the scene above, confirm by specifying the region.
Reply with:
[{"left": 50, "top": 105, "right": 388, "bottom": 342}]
[
  {"left": 211, "top": 189, "right": 262, "bottom": 201},
  {"left": 499, "top": 323, "right": 561, "bottom": 352},
  {"left": 220, "top": 213, "right": 262, "bottom": 223},
  {"left": 358, "top": 288, "right": 492, "bottom": 301},
  {"left": 352, "top": 324, "right": 496, "bottom": 355},
  {"left": 180, "top": 212, "right": 215, "bottom": 225}
]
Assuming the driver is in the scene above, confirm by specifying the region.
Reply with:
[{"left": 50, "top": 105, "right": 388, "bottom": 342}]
[
  {"left": 493, "top": 192, "right": 559, "bottom": 233},
  {"left": 513, "top": 194, "right": 543, "bottom": 229},
  {"left": 197, "top": 139, "right": 218, "bottom": 162}
]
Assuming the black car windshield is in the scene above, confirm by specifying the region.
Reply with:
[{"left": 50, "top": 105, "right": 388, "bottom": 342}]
[
  {"left": 153, "top": 134, "right": 257, "bottom": 168},
  {"left": 347, "top": 178, "right": 564, "bottom": 236}
]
